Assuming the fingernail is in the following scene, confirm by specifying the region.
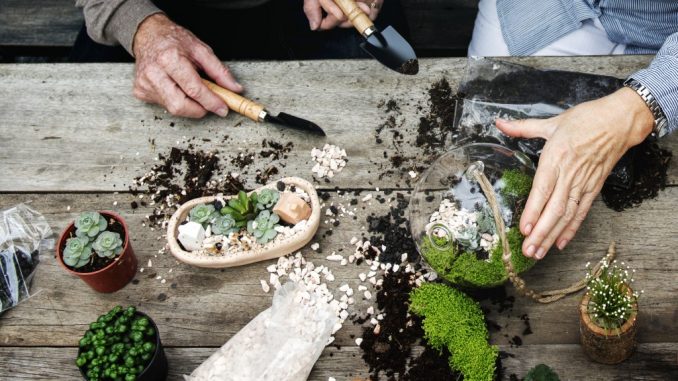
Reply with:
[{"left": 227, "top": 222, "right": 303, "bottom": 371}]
[
  {"left": 536, "top": 247, "right": 546, "bottom": 259},
  {"left": 309, "top": 20, "right": 318, "bottom": 30},
  {"left": 524, "top": 223, "right": 533, "bottom": 235},
  {"left": 558, "top": 239, "right": 568, "bottom": 251},
  {"left": 216, "top": 107, "right": 228, "bottom": 117},
  {"left": 526, "top": 245, "right": 535, "bottom": 257}
]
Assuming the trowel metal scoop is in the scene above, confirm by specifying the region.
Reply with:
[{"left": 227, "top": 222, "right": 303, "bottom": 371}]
[{"left": 333, "top": 0, "right": 418, "bottom": 75}]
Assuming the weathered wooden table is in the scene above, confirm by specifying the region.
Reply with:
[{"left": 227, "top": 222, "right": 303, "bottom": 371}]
[{"left": 0, "top": 56, "right": 676, "bottom": 380}]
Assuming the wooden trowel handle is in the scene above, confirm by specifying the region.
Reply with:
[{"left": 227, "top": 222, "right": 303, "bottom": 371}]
[
  {"left": 333, "top": 0, "right": 375, "bottom": 36},
  {"left": 202, "top": 79, "right": 265, "bottom": 122}
]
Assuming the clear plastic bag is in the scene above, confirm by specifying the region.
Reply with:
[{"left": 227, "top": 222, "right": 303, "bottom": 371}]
[
  {"left": 185, "top": 282, "right": 337, "bottom": 381},
  {"left": 454, "top": 58, "right": 635, "bottom": 189},
  {"left": 0, "top": 204, "right": 53, "bottom": 313}
]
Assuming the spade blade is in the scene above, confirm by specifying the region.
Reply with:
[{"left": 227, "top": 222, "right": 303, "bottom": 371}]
[
  {"left": 265, "top": 112, "right": 326, "bottom": 136},
  {"left": 361, "top": 26, "right": 418, "bottom": 75}
]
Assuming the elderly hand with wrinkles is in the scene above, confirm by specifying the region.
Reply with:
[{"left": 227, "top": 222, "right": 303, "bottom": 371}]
[
  {"left": 495, "top": 87, "right": 654, "bottom": 260},
  {"left": 303, "top": 0, "right": 383, "bottom": 31},
  {"left": 132, "top": 14, "right": 242, "bottom": 118}
]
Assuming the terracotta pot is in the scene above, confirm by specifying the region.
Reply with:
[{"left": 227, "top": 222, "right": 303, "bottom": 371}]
[
  {"left": 579, "top": 289, "right": 638, "bottom": 364},
  {"left": 56, "top": 211, "right": 137, "bottom": 293}
]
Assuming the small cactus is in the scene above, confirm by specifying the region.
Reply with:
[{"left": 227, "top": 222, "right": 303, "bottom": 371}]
[
  {"left": 63, "top": 236, "right": 93, "bottom": 268},
  {"left": 75, "top": 212, "right": 107, "bottom": 240},
  {"left": 247, "top": 210, "right": 280, "bottom": 244},
  {"left": 92, "top": 231, "right": 124, "bottom": 258}
]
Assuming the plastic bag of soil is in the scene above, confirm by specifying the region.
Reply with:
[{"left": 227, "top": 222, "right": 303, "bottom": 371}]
[
  {"left": 0, "top": 204, "right": 53, "bottom": 314},
  {"left": 454, "top": 57, "right": 649, "bottom": 191},
  {"left": 184, "top": 281, "right": 337, "bottom": 381}
]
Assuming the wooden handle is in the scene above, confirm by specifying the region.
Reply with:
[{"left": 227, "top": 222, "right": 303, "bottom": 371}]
[
  {"left": 333, "top": 0, "right": 375, "bottom": 36},
  {"left": 202, "top": 79, "right": 265, "bottom": 122}
]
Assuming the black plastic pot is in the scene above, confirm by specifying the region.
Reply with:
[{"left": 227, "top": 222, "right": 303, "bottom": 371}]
[{"left": 78, "top": 311, "right": 168, "bottom": 381}]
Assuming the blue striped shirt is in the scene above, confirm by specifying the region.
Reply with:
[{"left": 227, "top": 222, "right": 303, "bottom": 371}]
[{"left": 497, "top": 0, "right": 678, "bottom": 135}]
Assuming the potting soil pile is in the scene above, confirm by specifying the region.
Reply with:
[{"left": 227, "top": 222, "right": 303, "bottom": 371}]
[
  {"left": 0, "top": 204, "right": 53, "bottom": 313},
  {"left": 184, "top": 281, "right": 337, "bottom": 381}
]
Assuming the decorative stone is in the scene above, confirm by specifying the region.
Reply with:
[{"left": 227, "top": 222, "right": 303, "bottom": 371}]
[
  {"left": 273, "top": 192, "right": 312, "bottom": 225},
  {"left": 177, "top": 221, "right": 205, "bottom": 251}
]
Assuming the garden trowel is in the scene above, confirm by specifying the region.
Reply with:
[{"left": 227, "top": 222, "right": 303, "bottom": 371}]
[
  {"left": 203, "top": 80, "right": 326, "bottom": 136},
  {"left": 333, "top": 0, "right": 418, "bottom": 75}
]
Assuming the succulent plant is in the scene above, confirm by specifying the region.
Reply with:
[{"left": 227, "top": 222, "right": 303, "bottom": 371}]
[
  {"left": 211, "top": 214, "right": 238, "bottom": 236},
  {"left": 92, "top": 231, "right": 124, "bottom": 258},
  {"left": 75, "top": 212, "right": 108, "bottom": 240},
  {"left": 189, "top": 204, "right": 218, "bottom": 226},
  {"left": 221, "top": 191, "right": 258, "bottom": 228},
  {"left": 475, "top": 206, "right": 496, "bottom": 235},
  {"left": 255, "top": 189, "right": 280, "bottom": 210},
  {"left": 63, "top": 236, "right": 93, "bottom": 268},
  {"left": 454, "top": 225, "right": 480, "bottom": 250},
  {"left": 247, "top": 210, "right": 280, "bottom": 244}
]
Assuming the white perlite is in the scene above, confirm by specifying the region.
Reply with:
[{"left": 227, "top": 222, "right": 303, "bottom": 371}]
[
  {"left": 311, "top": 144, "right": 347, "bottom": 179},
  {"left": 426, "top": 199, "right": 499, "bottom": 254}
]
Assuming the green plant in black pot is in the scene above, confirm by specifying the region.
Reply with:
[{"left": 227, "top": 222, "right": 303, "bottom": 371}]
[{"left": 76, "top": 306, "right": 167, "bottom": 381}]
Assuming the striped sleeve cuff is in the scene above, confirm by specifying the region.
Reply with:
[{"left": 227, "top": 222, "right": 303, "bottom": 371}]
[{"left": 630, "top": 32, "right": 678, "bottom": 136}]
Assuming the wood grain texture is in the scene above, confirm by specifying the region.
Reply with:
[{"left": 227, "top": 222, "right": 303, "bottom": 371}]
[
  {"left": 0, "top": 188, "right": 675, "bottom": 349},
  {"left": 0, "top": 344, "right": 675, "bottom": 380},
  {"left": 2, "top": 56, "right": 675, "bottom": 193}
]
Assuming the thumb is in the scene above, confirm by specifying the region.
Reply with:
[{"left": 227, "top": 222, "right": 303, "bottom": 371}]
[{"left": 495, "top": 118, "right": 553, "bottom": 139}]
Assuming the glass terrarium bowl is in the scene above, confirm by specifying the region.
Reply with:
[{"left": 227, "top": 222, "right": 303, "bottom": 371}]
[{"left": 409, "top": 143, "right": 537, "bottom": 288}]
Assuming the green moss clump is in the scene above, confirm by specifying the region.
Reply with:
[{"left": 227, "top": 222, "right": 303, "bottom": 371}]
[
  {"left": 410, "top": 283, "right": 498, "bottom": 381},
  {"left": 501, "top": 169, "right": 533, "bottom": 198},
  {"left": 420, "top": 227, "right": 535, "bottom": 287},
  {"left": 525, "top": 364, "right": 560, "bottom": 381}
]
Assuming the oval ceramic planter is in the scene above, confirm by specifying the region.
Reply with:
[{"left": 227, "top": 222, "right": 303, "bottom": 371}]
[
  {"left": 579, "top": 289, "right": 638, "bottom": 364},
  {"left": 56, "top": 211, "right": 138, "bottom": 293},
  {"left": 167, "top": 177, "right": 320, "bottom": 268},
  {"left": 78, "top": 311, "right": 168, "bottom": 381}
]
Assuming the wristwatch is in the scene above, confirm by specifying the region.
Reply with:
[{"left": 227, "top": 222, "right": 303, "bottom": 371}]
[{"left": 623, "top": 78, "right": 669, "bottom": 138}]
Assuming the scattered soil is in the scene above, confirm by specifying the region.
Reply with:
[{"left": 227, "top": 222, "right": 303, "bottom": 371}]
[
  {"left": 601, "top": 141, "right": 672, "bottom": 211},
  {"left": 398, "top": 59, "right": 419, "bottom": 76}
]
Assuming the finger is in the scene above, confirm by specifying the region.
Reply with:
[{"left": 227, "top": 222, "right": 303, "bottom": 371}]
[
  {"left": 495, "top": 118, "right": 554, "bottom": 140},
  {"left": 147, "top": 69, "right": 207, "bottom": 118},
  {"left": 319, "top": 14, "right": 344, "bottom": 30},
  {"left": 356, "top": 2, "right": 378, "bottom": 20},
  {"left": 166, "top": 55, "right": 229, "bottom": 117},
  {"left": 556, "top": 190, "right": 598, "bottom": 250},
  {"left": 319, "top": 0, "right": 345, "bottom": 20},
  {"left": 303, "top": 0, "right": 322, "bottom": 30},
  {"left": 539, "top": 188, "right": 583, "bottom": 256},
  {"left": 191, "top": 44, "right": 243, "bottom": 93},
  {"left": 522, "top": 176, "right": 572, "bottom": 259},
  {"left": 519, "top": 156, "right": 558, "bottom": 237}
]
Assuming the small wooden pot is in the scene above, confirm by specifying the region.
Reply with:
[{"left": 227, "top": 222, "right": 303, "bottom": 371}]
[
  {"left": 167, "top": 177, "right": 320, "bottom": 268},
  {"left": 579, "top": 290, "right": 638, "bottom": 364},
  {"left": 56, "top": 211, "right": 137, "bottom": 293}
]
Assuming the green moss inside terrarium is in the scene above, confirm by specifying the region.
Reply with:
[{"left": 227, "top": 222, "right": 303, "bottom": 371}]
[
  {"left": 500, "top": 168, "right": 533, "bottom": 198},
  {"left": 421, "top": 227, "right": 535, "bottom": 288},
  {"left": 410, "top": 283, "right": 498, "bottom": 381}
]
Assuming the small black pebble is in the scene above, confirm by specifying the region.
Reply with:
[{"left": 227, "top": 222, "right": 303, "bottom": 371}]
[
  {"left": 276, "top": 181, "right": 286, "bottom": 191},
  {"left": 213, "top": 200, "right": 224, "bottom": 210},
  {"left": 157, "top": 293, "right": 167, "bottom": 301},
  {"left": 216, "top": 242, "right": 223, "bottom": 250},
  {"left": 131, "top": 279, "right": 139, "bottom": 285},
  {"left": 130, "top": 201, "right": 138, "bottom": 209},
  {"left": 329, "top": 205, "right": 338, "bottom": 214},
  {"left": 169, "top": 122, "right": 175, "bottom": 127}
]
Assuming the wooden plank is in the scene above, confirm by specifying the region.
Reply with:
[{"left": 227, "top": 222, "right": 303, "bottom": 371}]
[
  {"left": 0, "top": 187, "right": 676, "bottom": 348},
  {"left": 2, "top": 56, "right": 674, "bottom": 193},
  {"left": 0, "top": 343, "right": 676, "bottom": 380},
  {"left": 0, "top": 0, "right": 83, "bottom": 47}
]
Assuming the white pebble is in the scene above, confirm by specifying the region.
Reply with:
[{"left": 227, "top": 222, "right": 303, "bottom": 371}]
[
  {"left": 355, "top": 338, "right": 363, "bottom": 346},
  {"left": 364, "top": 291, "right": 372, "bottom": 299},
  {"left": 260, "top": 280, "right": 270, "bottom": 293}
]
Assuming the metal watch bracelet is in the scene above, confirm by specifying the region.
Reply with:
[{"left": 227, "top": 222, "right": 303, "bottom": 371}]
[{"left": 623, "top": 78, "right": 669, "bottom": 138}]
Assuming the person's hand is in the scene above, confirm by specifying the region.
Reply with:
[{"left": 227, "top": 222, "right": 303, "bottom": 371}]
[
  {"left": 303, "top": 0, "right": 383, "bottom": 31},
  {"left": 495, "top": 87, "right": 654, "bottom": 259},
  {"left": 132, "top": 13, "right": 243, "bottom": 118}
]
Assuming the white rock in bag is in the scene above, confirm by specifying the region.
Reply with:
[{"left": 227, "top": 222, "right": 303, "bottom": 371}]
[{"left": 184, "top": 282, "right": 337, "bottom": 381}]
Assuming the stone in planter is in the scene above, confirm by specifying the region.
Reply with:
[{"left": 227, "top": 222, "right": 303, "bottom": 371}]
[{"left": 273, "top": 192, "right": 312, "bottom": 225}]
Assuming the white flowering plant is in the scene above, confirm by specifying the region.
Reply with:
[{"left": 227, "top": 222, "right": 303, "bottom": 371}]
[{"left": 585, "top": 259, "right": 642, "bottom": 331}]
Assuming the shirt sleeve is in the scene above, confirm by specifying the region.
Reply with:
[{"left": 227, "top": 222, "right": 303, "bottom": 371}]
[
  {"left": 75, "top": 0, "right": 162, "bottom": 55},
  {"left": 630, "top": 32, "right": 678, "bottom": 136}
]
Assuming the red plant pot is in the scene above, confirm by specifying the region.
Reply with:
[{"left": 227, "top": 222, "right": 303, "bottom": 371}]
[{"left": 56, "top": 211, "right": 137, "bottom": 293}]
